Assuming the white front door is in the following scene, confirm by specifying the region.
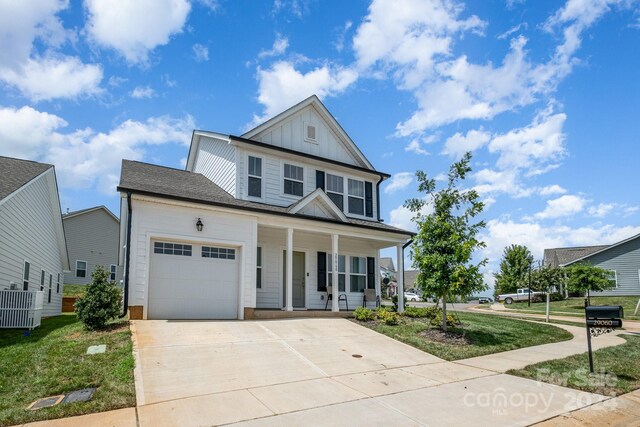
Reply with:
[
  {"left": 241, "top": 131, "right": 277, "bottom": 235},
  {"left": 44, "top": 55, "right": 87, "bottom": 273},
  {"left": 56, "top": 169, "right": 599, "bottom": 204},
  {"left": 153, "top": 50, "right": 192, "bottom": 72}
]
[{"left": 148, "top": 240, "right": 239, "bottom": 319}]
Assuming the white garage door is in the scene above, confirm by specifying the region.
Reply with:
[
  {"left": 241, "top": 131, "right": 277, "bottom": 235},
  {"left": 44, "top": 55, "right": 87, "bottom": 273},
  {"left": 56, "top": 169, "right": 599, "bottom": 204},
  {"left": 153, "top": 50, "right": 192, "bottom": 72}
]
[{"left": 148, "top": 241, "right": 239, "bottom": 319}]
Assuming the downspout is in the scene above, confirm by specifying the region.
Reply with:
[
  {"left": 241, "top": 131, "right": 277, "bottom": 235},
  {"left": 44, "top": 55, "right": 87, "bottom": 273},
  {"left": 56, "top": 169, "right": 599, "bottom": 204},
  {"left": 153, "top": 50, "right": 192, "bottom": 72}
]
[
  {"left": 119, "top": 192, "right": 132, "bottom": 318},
  {"left": 376, "top": 176, "right": 384, "bottom": 221}
]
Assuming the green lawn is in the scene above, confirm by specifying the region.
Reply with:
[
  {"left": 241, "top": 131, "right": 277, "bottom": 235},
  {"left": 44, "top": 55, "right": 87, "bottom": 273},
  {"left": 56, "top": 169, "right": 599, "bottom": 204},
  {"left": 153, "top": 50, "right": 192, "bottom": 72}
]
[
  {"left": 62, "top": 284, "right": 87, "bottom": 298},
  {"left": 359, "top": 312, "right": 573, "bottom": 361},
  {"left": 502, "top": 296, "right": 640, "bottom": 320},
  {"left": 508, "top": 334, "right": 640, "bottom": 396},
  {"left": 0, "top": 315, "right": 135, "bottom": 426}
]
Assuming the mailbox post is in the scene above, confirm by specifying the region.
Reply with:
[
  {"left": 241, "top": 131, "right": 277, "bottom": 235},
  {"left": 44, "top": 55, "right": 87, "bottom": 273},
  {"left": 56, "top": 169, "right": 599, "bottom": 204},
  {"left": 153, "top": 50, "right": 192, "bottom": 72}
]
[{"left": 584, "top": 301, "right": 623, "bottom": 373}]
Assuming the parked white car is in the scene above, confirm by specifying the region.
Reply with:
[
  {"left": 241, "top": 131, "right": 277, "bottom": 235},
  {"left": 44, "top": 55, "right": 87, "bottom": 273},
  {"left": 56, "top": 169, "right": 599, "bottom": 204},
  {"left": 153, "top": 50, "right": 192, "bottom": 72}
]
[
  {"left": 404, "top": 291, "right": 421, "bottom": 302},
  {"left": 497, "top": 288, "right": 544, "bottom": 304}
]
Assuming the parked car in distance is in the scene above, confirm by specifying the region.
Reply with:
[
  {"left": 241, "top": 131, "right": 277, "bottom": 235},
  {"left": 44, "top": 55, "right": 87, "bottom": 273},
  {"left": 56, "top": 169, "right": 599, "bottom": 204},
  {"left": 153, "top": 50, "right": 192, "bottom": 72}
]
[
  {"left": 478, "top": 296, "right": 493, "bottom": 304},
  {"left": 497, "top": 288, "right": 544, "bottom": 304},
  {"left": 404, "top": 291, "right": 421, "bottom": 302}
]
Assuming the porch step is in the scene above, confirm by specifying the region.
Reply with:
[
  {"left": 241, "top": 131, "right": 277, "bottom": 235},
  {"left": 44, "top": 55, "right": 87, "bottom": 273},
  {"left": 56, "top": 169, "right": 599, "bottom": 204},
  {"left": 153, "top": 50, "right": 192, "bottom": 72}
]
[{"left": 252, "top": 309, "right": 353, "bottom": 320}]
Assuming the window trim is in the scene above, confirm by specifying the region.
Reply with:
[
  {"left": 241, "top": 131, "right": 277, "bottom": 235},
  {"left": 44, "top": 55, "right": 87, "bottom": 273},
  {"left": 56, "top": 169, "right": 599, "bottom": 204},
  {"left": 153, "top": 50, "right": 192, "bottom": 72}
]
[
  {"left": 23, "top": 260, "right": 30, "bottom": 291},
  {"left": 153, "top": 242, "right": 193, "bottom": 256},
  {"left": 326, "top": 173, "right": 344, "bottom": 211},
  {"left": 256, "top": 247, "right": 262, "bottom": 289},
  {"left": 76, "top": 260, "right": 87, "bottom": 278},
  {"left": 201, "top": 246, "right": 236, "bottom": 260},
  {"left": 606, "top": 270, "right": 618, "bottom": 288},
  {"left": 304, "top": 122, "right": 317, "bottom": 144},
  {"left": 349, "top": 256, "right": 367, "bottom": 293},
  {"left": 247, "top": 154, "right": 264, "bottom": 200},
  {"left": 110, "top": 264, "right": 117, "bottom": 281},
  {"left": 347, "top": 178, "right": 365, "bottom": 216},
  {"left": 282, "top": 161, "right": 305, "bottom": 198}
]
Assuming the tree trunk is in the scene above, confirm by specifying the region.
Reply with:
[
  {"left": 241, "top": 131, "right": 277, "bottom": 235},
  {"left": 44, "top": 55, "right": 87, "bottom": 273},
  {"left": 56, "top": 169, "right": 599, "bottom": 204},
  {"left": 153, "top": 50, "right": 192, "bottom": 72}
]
[{"left": 442, "top": 292, "right": 448, "bottom": 332}]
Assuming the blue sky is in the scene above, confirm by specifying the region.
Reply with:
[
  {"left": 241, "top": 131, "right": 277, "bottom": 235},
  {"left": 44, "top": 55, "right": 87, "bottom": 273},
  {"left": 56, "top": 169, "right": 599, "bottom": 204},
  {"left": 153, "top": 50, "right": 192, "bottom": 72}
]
[{"left": 1, "top": 0, "right": 639, "bottom": 288}]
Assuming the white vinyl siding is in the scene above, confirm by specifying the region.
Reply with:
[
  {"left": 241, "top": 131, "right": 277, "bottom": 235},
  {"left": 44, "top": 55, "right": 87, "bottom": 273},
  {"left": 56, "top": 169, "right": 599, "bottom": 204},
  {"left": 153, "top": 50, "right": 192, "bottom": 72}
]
[
  {"left": 191, "top": 136, "right": 237, "bottom": 196},
  {"left": 348, "top": 179, "right": 365, "bottom": 216}
]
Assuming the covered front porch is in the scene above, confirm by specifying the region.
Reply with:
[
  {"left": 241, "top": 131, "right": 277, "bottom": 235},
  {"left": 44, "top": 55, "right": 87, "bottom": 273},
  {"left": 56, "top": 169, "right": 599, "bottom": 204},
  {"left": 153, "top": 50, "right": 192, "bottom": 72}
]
[{"left": 252, "top": 221, "right": 410, "bottom": 316}]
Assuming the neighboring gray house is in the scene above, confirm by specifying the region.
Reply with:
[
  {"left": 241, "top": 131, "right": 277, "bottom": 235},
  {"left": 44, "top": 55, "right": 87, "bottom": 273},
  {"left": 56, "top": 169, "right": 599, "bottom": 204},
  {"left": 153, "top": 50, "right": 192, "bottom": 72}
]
[
  {"left": 544, "top": 233, "right": 640, "bottom": 296},
  {"left": 380, "top": 257, "right": 395, "bottom": 279},
  {"left": 0, "top": 156, "right": 69, "bottom": 317},
  {"left": 63, "top": 206, "right": 121, "bottom": 285}
]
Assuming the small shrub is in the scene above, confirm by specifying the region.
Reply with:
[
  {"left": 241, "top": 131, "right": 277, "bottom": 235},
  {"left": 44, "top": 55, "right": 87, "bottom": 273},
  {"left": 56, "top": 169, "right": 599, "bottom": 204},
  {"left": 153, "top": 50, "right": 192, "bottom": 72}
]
[
  {"left": 375, "top": 307, "right": 400, "bottom": 325},
  {"left": 354, "top": 306, "right": 375, "bottom": 321},
  {"left": 430, "top": 311, "right": 458, "bottom": 328},
  {"left": 403, "top": 306, "right": 427, "bottom": 318},
  {"left": 384, "top": 313, "right": 400, "bottom": 325},
  {"left": 75, "top": 266, "right": 121, "bottom": 330},
  {"left": 550, "top": 292, "right": 565, "bottom": 302}
]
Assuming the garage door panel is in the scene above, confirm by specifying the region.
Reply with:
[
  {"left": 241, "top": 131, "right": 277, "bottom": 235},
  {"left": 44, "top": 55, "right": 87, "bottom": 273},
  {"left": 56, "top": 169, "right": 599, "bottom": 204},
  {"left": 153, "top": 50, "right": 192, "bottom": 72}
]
[{"left": 148, "top": 241, "right": 239, "bottom": 320}]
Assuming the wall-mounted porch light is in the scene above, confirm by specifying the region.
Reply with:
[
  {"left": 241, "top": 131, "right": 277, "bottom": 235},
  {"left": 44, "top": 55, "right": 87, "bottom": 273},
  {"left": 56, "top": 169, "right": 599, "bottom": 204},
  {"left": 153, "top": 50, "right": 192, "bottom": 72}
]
[{"left": 196, "top": 218, "right": 204, "bottom": 232}]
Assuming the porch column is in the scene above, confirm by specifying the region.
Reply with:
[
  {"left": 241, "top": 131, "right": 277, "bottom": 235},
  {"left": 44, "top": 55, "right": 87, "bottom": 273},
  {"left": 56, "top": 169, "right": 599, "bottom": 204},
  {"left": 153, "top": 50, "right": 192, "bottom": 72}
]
[
  {"left": 286, "top": 228, "right": 293, "bottom": 311},
  {"left": 332, "top": 234, "right": 339, "bottom": 312},
  {"left": 396, "top": 243, "right": 405, "bottom": 313}
]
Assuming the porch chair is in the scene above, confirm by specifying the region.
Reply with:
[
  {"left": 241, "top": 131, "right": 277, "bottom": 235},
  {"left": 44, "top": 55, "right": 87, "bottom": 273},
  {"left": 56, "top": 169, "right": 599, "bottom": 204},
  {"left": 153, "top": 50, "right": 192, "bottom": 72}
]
[
  {"left": 362, "top": 288, "right": 380, "bottom": 309},
  {"left": 324, "top": 285, "right": 349, "bottom": 311}
]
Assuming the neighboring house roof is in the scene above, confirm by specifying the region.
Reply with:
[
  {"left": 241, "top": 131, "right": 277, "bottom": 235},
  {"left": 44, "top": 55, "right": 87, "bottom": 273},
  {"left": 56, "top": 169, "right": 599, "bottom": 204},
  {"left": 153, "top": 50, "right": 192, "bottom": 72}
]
[
  {"left": 241, "top": 95, "right": 375, "bottom": 170},
  {"left": 543, "top": 245, "right": 610, "bottom": 267},
  {"left": 63, "top": 205, "right": 119, "bottom": 223},
  {"left": 0, "top": 156, "right": 52, "bottom": 201},
  {"left": 380, "top": 257, "right": 395, "bottom": 272},
  {"left": 117, "top": 160, "right": 414, "bottom": 236},
  {"left": 404, "top": 270, "right": 419, "bottom": 289},
  {"left": 557, "top": 232, "right": 640, "bottom": 267}
]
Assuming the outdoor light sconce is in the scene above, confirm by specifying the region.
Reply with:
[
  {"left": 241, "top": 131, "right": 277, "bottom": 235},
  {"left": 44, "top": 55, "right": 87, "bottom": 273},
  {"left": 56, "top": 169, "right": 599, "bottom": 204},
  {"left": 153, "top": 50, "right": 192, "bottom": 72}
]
[{"left": 196, "top": 218, "right": 204, "bottom": 232}]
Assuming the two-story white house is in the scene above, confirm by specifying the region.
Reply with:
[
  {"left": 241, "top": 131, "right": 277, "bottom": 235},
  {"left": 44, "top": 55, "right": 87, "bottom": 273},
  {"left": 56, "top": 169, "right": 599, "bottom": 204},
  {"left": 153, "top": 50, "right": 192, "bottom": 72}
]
[{"left": 117, "top": 95, "right": 413, "bottom": 320}]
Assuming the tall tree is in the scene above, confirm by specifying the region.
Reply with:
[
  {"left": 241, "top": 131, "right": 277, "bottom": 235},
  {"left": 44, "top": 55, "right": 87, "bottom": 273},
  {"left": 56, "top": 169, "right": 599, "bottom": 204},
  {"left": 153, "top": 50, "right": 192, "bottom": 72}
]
[
  {"left": 405, "top": 152, "right": 487, "bottom": 331},
  {"left": 493, "top": 244, "right": 534, "bottom": 297},
  {"left": 567, "top": 262, "right": 616, "bottom": 304}
]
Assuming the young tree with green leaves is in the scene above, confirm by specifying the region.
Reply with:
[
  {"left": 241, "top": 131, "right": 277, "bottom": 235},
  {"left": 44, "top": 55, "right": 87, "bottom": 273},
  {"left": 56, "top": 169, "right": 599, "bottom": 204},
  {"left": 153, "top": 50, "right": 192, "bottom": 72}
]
[
  {"left": 75, "top": 265, "right": 122, "bottom": 330},
  {"left": 567, "top": 262, "right": 616, "bottom": 305},
  {"left": 493, "top": 244, "right": 534, "bottom": 297},
  {"left": 405, "top": 152, "right": 487, "bottom": 331}
]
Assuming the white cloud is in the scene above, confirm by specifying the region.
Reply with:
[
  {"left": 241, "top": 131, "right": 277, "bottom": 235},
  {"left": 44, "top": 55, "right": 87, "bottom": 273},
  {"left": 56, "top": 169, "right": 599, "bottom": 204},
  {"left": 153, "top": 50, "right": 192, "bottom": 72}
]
[
  {"left": 588, "top": 203, "right": 616, "bottom": 218},
  {"left": 0, "top": 105, "right": 194, "bottom": 194},
  {"left": 84, "top": 0, "right": 191, "bottom": 64},
  {"left": 405, "top": 139, "right": 430, "bottom": 156},
  {"left": 384, "top": 172, "right": 414, "bottom": 194},
  {"left": 388, "top": 201, "right": 433, "bottom": 231},
  {"left": 334, "top": 20, "right": 352, "bottom": 52},
  {"left": 539, "top": 184, "right": 567, "bottom": 196},
  {"left": 253, "top": 61, "right": 357, "bottom": 123},
  {"left": 258, "top": 35, "right": 289, "bottom": 58},
  {"left": 623, "top": 206, "right": 639, "bottom": 217},
  {"left": 130, "top": 85, "right": 156, "bottom": 99},
  {"left": 442, "top": 128, "right": 491, "bottom": 158},
  {"left": 192, "top": 43, "right": 209, "bottom": 62},
  {"left": 272, "top": 0, "right": 311, "bottom": 18},
  {"left": 533, "top": 194, "right": 586, "bottom": 219},
  {"left": 0, "top": 1, "right": 102, "bottom": 101}
]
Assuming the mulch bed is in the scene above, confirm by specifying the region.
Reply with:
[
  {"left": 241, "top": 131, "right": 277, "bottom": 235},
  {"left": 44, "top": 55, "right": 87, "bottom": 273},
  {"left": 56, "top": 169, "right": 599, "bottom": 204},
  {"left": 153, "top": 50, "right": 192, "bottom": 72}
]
[{"left": 420, "top": 328, "right": 470, "bottom": 345}]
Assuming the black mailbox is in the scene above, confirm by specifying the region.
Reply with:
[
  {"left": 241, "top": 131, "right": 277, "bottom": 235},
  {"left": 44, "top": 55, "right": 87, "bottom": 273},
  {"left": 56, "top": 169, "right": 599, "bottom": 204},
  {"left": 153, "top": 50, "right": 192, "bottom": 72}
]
[{"left": 585, "top": 305, "right": 624, "bottom": 320}]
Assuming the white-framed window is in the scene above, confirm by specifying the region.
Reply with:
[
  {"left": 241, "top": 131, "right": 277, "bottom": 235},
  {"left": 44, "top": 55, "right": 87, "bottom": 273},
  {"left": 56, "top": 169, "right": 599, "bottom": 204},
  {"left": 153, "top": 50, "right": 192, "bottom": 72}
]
[
  {"left": 76, "top": 260, "right": 87, "bottom": 278},
  {"left": 326, "top": 174, "right": 344, "bottom": 211},
  {"left": 202, "top": 246, "right": 236, "bottom": 260},
  {"left": 48, "top": 274, "right": 52, "bottom": 303},
  {"left": 23, "top": 261, "right": 30, "bottom": 291},
  {"left": 327, "top": 254, "right": 346, "bottom": 292},
  {"left": 57, "top": 273, "right": 60, "bottom": 293},
  {"left": 248, "top": 155, "right": 263, "bottom": 198},
  {"left": 350, "top": 256, "right": 367, "bottom": 292},
  {"left": 40, "top": 270, "right": 45, "bottom": 291},
  {"left": 304, "top": 122, "right": 317, "bottom": 142},
  {"left": 284, "top": 163, "right": 304, "bottom": 197},
  {"left": 256, "top": 247, "right": 262, "bottom": 288},
  {"left": 606, "top": 270, "right": 618, "bottom": 288},
  {"left": 348, "top": 179, "right": 365, "bottom": 215},
  {"left": 110, "top": 264, "right": 117, "bottom": 281},
  {"left": 154, "top": 242, "right": 192, "bottom": 256}
]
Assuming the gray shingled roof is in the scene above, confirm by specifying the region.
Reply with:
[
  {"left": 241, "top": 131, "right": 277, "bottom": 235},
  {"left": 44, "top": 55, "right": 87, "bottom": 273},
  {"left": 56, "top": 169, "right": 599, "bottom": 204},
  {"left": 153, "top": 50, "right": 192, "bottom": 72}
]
[
  {"left": 117, "top": 160, "right": 413, "bottom": 236},
  {"left": 543, "top": 245, "right": 610, "bottom": 267},
  {"left": 380, "top": 257, "right": 395, "bottom": 272},
  {"left": 0, "top": 156, "right": 52, "bottom": 201}
]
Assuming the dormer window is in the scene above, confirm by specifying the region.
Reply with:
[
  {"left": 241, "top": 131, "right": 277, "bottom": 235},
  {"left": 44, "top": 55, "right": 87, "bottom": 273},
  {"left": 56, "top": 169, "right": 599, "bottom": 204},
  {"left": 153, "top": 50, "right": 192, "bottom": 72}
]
[
  {"left": 305, "top": 123, "right": 317, "bottom": 142},
  {"left": 284, "top": 163, "right": 304, "bottom": 196}
]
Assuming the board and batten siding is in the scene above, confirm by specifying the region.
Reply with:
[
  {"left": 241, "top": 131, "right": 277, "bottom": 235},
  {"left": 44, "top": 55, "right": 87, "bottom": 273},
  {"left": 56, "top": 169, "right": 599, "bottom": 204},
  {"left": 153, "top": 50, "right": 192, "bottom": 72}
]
[
  {"left": 126, "top": 196, "right": 258, "bottom": 318},
  {"left": 236, "top": 146, "right": 378, "bottom": 221},
  {"left": 63, "top": 209, "right": 121, "bottom": 285},
  {"left": 256, "top": 227, "right": 378, "bottom": 309},
  {"left": 0, "top": 169, "right": 65, "bottom": 317},
  {"left": 581, "top": 236, "right": 640, "bottom": 296},
  {"left": 252, "top": 105, "right": 361, "bottom": 166},
  {"left": 192, "top": 135, "right": 237, "bottom": 197}
]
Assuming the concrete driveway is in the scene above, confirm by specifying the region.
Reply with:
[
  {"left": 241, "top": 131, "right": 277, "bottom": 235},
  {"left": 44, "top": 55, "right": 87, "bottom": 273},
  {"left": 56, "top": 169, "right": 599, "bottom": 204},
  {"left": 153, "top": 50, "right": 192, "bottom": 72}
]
[{"left": 131, "top": 318, "right": 607, "bottom": 426}]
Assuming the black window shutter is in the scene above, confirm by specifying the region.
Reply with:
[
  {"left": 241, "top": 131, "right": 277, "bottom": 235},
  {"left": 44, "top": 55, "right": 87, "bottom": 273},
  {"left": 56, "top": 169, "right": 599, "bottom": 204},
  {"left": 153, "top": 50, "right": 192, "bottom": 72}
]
[
  {"left": 316, "top": 170, "right": 325, "bottom": 191},
  {"left": 367, "top": 257, "right": 375, "bottom": 289},
  {"left": 365, "top": 182, "right": 373, "bottom": 217},
  {"left": 317, "top": 252, "right": 327, "bottom": 291}
]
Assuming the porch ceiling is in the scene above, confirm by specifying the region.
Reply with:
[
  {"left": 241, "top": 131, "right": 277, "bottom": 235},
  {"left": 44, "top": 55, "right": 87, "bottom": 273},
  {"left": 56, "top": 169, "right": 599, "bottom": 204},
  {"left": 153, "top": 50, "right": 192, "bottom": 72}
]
[{"left": 258, "top": 225, "right": 401, "bottom": 250}]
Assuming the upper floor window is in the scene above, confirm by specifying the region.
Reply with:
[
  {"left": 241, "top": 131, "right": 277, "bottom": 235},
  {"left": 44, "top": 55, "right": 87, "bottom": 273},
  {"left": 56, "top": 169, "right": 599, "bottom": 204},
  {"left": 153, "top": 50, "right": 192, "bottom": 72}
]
[
  {"left": 284, "top": 163, "right": 304, "bottom": 197},
  {"left": 248, "top": 156, "right": 262, "bottom": 198},
  {"left": 348, "top": 179, "right": 365, "bottom": 215},
  {"left": 76, "top": 260, "right": 87, "bottom": 277},
  {"left": 326, "top": 174, "right": 344, "bottom": 210}
]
